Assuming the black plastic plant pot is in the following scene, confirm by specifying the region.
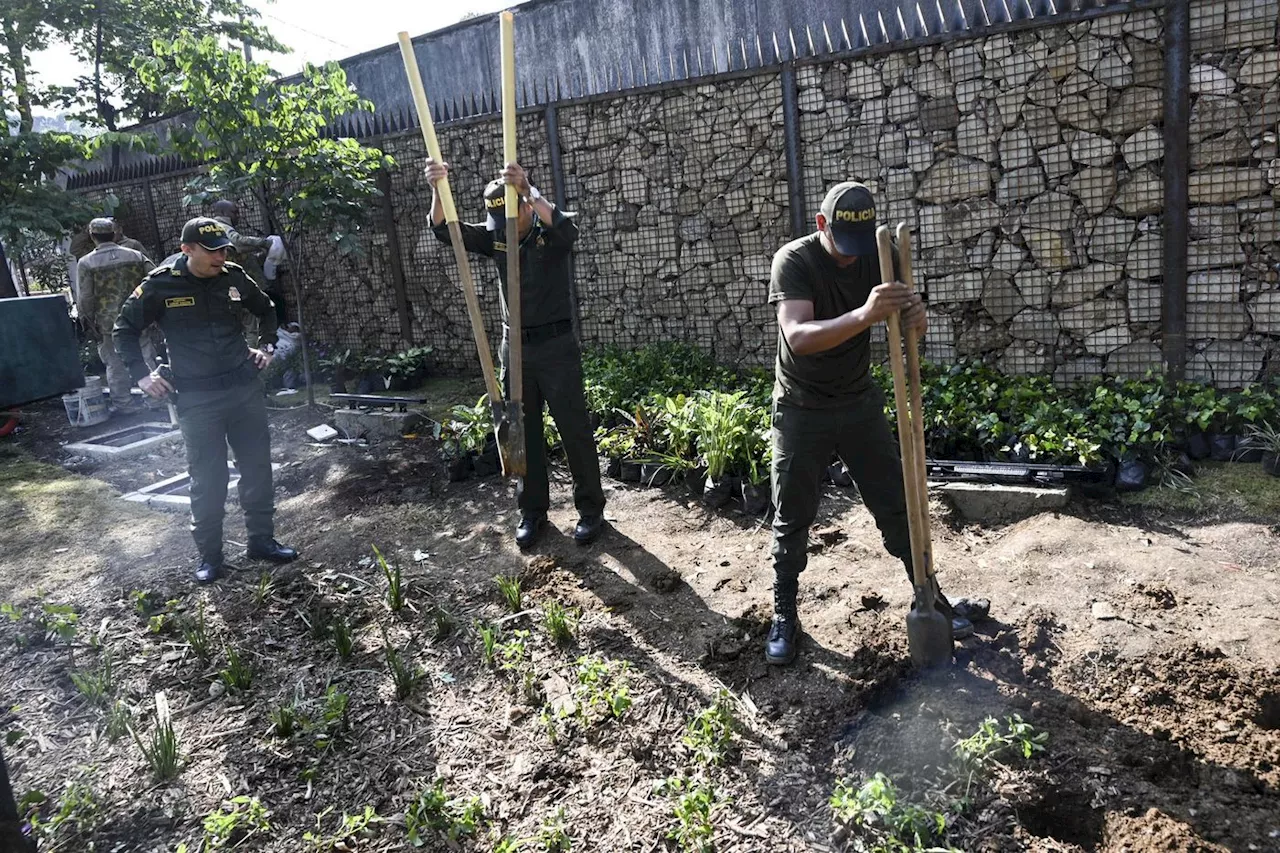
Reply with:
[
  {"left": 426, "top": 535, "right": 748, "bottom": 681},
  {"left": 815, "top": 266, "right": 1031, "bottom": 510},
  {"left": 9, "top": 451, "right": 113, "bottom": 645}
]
[
  {"left": 1262, "top": 452, "right": 1280, "bottom": 477},
  {"left": 1115, "top": 458, "right": 1150, "bottom": 492},
  {"left": 703, "top": 474, "right": 735, "bottom": 508},
  {"left": 473, "top": 445, "right": 501, "bottom": 478},
  {"left": 828, "top": 463, "right": 853, "bottom": 487},
  {"left": 606, "top": 457, "right": 622, "bottom": 479},
  {"left": 1234, "top": 441, "right": 1264, "bottom": 464},
  {"left": 1185, "top": 430, "right": 1211, "bottom": 460},
  {"left": 640, "top": 462, "right": 673, "bottom": 486},
  {"left": 741, "top": 481, "right": 770, "bottom": 515},
  {"left": 447, "top": 454, "right": 473, "bottom": 482},
  {"left": 620, "top": 460, "right": 642, "bottom": 482},
  {"left": 684, "top": 467, "right": 707, "bottom": 496},
  {"left": 1208, "top": 433, "right": 1238, "bottom": 461}
]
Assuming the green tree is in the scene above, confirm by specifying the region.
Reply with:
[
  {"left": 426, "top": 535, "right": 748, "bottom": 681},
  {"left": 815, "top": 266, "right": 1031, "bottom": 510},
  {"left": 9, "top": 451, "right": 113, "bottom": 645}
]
[
  {"left": 60, "top": 0, "right": 288, "bottom": 131},
  {"left": 2, "top": 0, "right": 76, "bottom": 134},
  {"left": 135, "top": 33, "right": 391, "bottom": 402}
]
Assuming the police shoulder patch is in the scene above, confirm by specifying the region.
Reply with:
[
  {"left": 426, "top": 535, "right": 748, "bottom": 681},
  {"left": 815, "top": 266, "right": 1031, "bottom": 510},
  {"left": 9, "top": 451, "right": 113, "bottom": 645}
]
[{"left": 131, "top": 284, "right": 145, "bottom": 299}]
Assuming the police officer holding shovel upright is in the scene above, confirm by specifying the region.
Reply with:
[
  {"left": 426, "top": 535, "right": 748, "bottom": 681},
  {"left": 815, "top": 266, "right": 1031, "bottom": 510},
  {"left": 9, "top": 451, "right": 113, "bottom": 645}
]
[
  {"left": 425, "top": 158, "right": 606, "bottom": 550},
  {"left": 113, "top": 217, "right": 298, "bottom": 583}
]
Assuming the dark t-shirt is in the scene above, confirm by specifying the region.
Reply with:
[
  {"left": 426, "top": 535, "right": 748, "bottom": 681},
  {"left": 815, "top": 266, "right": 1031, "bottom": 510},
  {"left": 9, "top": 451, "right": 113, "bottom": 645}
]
[{"left": 768, "top": 232, "right": 882, "bottom": 408}]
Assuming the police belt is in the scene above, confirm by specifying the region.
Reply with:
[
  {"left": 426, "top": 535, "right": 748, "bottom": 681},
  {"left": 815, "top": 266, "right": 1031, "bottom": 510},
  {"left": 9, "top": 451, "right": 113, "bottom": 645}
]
[
  {"left": 513, "top": 318, "right": 573, "bottom": 345},
  {"left": 172, "top": 361, "right": 258, "bottom": 393}
]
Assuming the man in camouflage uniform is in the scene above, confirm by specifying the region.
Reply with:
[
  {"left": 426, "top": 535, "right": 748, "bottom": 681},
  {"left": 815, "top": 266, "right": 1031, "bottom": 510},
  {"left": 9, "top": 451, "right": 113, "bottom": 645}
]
[
  {"left": 76, "top": 217, "right": 155, "bottom": 413},
  {"left": 211, "top": 200, "right": 284, "bottom": 340}
]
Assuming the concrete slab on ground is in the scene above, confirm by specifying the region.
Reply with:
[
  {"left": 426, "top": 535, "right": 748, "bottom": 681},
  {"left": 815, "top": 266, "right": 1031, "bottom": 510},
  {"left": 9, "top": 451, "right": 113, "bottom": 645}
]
[
  {"left": 936, "top": 482, "right": 1070, "bottom": 523},
  {"left": 333, "top": 409, "right": 424, "bottom": 442},
  {"left": 64, "top": 422, "right": 182, "bottom": 459}
]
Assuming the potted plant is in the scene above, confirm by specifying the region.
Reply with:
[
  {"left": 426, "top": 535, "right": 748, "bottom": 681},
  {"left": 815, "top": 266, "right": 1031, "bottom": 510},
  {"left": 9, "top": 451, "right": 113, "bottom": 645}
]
[
  {"left": 355, "top": 352, "right": 388, "bottom": 394},
  {"left": 1227, "top": 387, "right": 1278, "bottom": 463},
  {"left": 441, "top": 396, "right": 493, "bottom": 480},
  {"left": 741, "top": 409, "right": 772, "bottom": 515},
  {"left": 317, "top": 348, "right": 356, "bottom": 394},
  {"left": 384, "top": 346, "right": 434, "bottom": 392},
  {"left": 695, "top": 391, "right": 751, "bottom": 508},
  {"left": 597, "top": 429, "right": 638, "bottom": 482},
  {"left": 1245, "top": 422, "right": 1280, "bottom": 477}
]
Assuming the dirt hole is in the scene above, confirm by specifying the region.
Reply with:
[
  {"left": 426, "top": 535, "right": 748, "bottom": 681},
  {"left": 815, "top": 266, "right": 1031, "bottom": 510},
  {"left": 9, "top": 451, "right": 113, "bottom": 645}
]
[
  {"left": 1018, "top": 790, "right": 1104, "bottom": 848},
  {"left": 1256, "top": 691, "right": 1280, "bottom": 730}
]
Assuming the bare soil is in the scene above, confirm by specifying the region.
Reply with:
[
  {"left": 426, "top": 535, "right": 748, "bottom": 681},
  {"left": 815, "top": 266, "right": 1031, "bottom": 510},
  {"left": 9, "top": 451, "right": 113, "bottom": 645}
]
[{"left": 1, "top": 396, "right": 1278, "bottom": 852}]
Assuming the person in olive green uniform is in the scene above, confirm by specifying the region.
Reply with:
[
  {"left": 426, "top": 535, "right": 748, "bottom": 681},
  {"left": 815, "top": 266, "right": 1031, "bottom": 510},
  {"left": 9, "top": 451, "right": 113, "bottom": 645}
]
[
  {"left": 76, "top": 217, "right": 156, "bottom": 412},
  {"left": 113, "top": 217, "right": 298, "bottom": 583},
  {"left": 765, "top": 182, "right": 975, "bottom": 666},
  {"left": 425, "top": 158, "right": 606, "bottom": 549}
]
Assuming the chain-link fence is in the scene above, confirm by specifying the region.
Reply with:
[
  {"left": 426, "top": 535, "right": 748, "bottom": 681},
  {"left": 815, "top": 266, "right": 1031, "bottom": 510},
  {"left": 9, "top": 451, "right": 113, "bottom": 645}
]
[{"left": 64, "top": 0, "right": 1279, "bottom": 387}]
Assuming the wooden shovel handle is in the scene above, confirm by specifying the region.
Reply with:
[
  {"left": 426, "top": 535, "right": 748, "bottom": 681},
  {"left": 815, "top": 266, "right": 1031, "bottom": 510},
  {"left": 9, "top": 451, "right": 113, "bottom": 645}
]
[
  {"left": 397, "top": 32, "right": 502, "bottom": 405},
  {"left": 500, "top": 12, "right": 523, "bottom": 405},
  {"left": 897, "top": 223, "right": 934, "bottom": 582},
  {"left": 877, "top": 225, "right": 928, "bottom": 590}
]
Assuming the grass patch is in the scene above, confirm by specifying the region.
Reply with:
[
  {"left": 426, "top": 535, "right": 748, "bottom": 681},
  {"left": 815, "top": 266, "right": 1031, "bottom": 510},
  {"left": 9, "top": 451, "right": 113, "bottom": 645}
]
[{"left": 1121, "top": 461, "right": 1280, "bottom": 519}]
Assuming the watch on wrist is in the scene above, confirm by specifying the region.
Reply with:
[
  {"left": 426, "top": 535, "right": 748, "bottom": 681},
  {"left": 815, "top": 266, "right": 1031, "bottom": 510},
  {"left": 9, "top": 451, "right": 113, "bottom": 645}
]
[
  {"left": 263, "top": 343, "right": 275, "bottom": 354},
  {"left": 525, "top": 185, "right": 542, "bottom": 202}
]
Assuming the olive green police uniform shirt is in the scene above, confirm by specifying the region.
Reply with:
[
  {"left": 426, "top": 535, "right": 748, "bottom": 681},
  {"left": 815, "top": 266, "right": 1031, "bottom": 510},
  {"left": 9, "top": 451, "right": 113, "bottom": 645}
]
[
  {"left": 112, "top": 255, "right": 278, "bottom": 386},
  {"left": 432, "top": 209, "right": 579, "bottom": 329},
  {"left": 768, "top": 232, "right": 883, "bottom": 409}
]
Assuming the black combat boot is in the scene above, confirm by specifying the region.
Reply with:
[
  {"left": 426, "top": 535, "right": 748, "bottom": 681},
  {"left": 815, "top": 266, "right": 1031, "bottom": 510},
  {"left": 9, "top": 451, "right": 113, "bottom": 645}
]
[
  {"left": 246, "top": 536, "right": 299, "bottom": 563},
  {"left": 515, "top": 514, "right": 547, "bottom": 549},
  {"left": 195, "top": 554, "right": 224, "bottom": 584},
  {"left": 765, "top": 574, "right": 801, "bottom": 665}
]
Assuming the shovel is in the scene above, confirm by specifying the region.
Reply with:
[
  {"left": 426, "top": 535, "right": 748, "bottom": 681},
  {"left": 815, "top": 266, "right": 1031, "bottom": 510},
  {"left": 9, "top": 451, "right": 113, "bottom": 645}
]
[
  {"left": 876, "top": 224, "right": 952, "bottom": 668},
  {"left": 397, "top": 31, "right": 526, "bottom": 477},
  {"left": 497, "top": 10, "right": 527, "bottom": 478}
]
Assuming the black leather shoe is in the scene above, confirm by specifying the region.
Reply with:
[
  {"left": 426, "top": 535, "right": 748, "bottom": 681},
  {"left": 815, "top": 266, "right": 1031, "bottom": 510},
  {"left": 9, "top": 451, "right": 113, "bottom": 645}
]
[
  {"left": 515, "top": 515, "right": 547, "bottom": 550},
  {"left": 572, "top": 514, "right": 605, "bottom": 545},
  {"left": 246, "top": 536, "right": 299, "bottom": 563},
  {"left": 764, "top": 612, "right": 801, "bottom": 665},
  {"left": 928, "top": 589, "right": 975, "bottom": 639},
  {"left": 195, "top": 557, "right": 223, "bottom": 584}
]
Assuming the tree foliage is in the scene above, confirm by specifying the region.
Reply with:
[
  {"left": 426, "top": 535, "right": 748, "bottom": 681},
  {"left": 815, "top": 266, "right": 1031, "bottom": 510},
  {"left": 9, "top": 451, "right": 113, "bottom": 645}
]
[{"left": 135, "top": 33, "right": 390, "bottom": 254}]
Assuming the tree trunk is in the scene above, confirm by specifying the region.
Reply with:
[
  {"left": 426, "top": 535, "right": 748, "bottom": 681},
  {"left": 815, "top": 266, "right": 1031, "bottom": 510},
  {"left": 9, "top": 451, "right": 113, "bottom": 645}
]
[{"left": 2, "top": 20, "right": 34, "bottom": 134}]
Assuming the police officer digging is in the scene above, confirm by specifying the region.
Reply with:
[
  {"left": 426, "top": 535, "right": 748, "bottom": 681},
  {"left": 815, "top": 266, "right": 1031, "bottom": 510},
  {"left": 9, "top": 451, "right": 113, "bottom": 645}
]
[
  {"left": 765, "top": 182, "right": 981, "bottom": 666},
  {"left": 425, "top": 158, "right": 606, "bottom": 550},
  {"left": 113, "top": 217, "right": 298, "bottom": 583},
  {"left": 76, "top": 217, "right": 156, "bottom": 413}
]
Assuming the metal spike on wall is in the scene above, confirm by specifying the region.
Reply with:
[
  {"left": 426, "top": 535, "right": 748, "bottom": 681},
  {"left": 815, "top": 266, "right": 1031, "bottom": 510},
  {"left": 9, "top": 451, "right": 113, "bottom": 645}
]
[
  {"left": 555, "top": 76, "right": 563, "bottom": 100},
  {"left": 841, "top": 17, "right": 853, "bottom": 49},
  {"left": 896, "top": 6, "right": 909, "bottom": 38},
  {"left": 877, "top": 10, "right": 890, "bottom": 42},
  {"left": 956, "top": 0, "right": 970, "bottom": 29},
  {"left": 806, "top": 24, "right": 816, "bottom": 55},
  {"left": 916, "top": 1, "right": 930, "bottom": 35},
  {"left": 980, "top": 1, "right": 992, "bottom": 27},
  {"left": 710, "top": 42, "right": 720, "bottom": 73},
  {"left": 696, "top": 45, "right": 704, "bottom": 75},
  {"left": 668, "top": 50, "right": 676, "bottom": 81},
  {"left": 1047, "top": 0, "right": 1058, "bottom": 14},
  {"left": 739, "top": 38, "right": 747, "bottom": 71},
  {"left": 936, "top": 0, "right": 948, "bottom": 32},
  {"left": 859, "top": 13, "right": 871, "bottom": 46},
  {"left": 755, "top": 34, "right": 763, "bottom": 66},
  {"left": 682, "top": 48, "right": 689, "bottom": 79},
  {"left": 1000, "top": 0, "right": 1013, "bottom": 23},
  {"left": 822, "top": 21, "right": 833, "bottom": 52},
  {"left": 773, "top": 31, "right": 783, "bottom": 62},
  {"left": 1024, "top": 0, "right": 1036, "bottom": 18},
  {"left": 641, "top": 55, "right": 649, "bottom": 86}
]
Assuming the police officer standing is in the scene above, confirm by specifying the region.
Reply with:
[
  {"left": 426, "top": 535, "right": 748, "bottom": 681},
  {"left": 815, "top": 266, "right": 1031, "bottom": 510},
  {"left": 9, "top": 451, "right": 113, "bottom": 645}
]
[
  {"left": 77, "top": 217, "right": 155, "bottom": 414},
  {"left": 113, "top": 217, "right": 298, "bottom": 583},
  {"left": 765, "top": 182, "right": 976, "bottom": 665},
  {"left": 425, "top": 158, "right": 606, "bottom": 549}
]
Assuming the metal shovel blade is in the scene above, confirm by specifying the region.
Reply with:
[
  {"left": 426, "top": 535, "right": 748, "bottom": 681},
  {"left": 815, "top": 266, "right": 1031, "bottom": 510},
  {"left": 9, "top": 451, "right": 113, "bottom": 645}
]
[
  {"left": 494, "top": 400, "right": 527, "bottom": 478},
  {"left": 907, "top": 585, "right": 953, "bottom": 668}
]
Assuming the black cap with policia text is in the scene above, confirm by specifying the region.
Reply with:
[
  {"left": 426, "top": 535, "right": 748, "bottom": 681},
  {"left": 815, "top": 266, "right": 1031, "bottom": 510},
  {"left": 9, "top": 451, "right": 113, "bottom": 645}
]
[
  {"left": 180, "top": 217, "right": 233, "bottom": 251},
  {"left": 819, "top": 181, "right": 878, "bottom": 257}
]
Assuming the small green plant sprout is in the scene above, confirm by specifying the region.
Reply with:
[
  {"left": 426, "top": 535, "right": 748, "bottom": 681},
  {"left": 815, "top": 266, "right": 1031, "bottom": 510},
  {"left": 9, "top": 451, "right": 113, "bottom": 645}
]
[
  {"left": 218, "top": 646, "right": 254, "bottom": 693},
  {"left": 1, "top": 602, "right": 23, "bottom": 622},
  {"left": 202, "top": 795, "right": 273, "bottom": 849},
  {"left": 493, "top": 835, "right": 523, "bottom": 853},
  {"left": 953, "top": 715, "right": 1048, "bottom": 771},
  {"left": 303, "top": 805, "right": 382, "bottom": 851},
  {"left": 682, "top": 690, "right": 738, "bottom": 766},
  {"left": 477, "top": 621, "right": 500, "bottom": 668},
  {"left": 430, "top": 605, "right": 456, "bottom": 641},
  {"left": 181, "top": 602, "right": 214, "bottom": 662},
  {"left": 70, "top": 649, "right": 115, "bottom": 707},
  {"left": 495, "top": 574, "right": 523, "bottom": 612},
  {"left": 542, "top": 601, "right": 578, "bottom": 646},
  {"left": 306, "top": 686, "right": 350, "bottom": 751},
  {"left": 105, "top": 700, "right": 132, "bottom": 743},
  {"left": 131, "top": 694, "right": 181, "bottom": 781},
  {"left": 28, "top": 779, "right": 100, "bottom": 850},
  {"left": 330, "top": 616, "right": 355, "bottom": 660},
  {"left": 535, "top": 807, "right": 571, "bottom": 852},
  {"left": 254, "top": 571, "right": 274, "bottom": 608},
  {"left": 130, "top": 589, "right": 160, "bottom": 616},
  {"left": 405, "top": 779, "right": 486, "bottom": 845},
  {"left": 574, "top": 656, "right": 632, "bottom": 722},
  {"left": 39, "top": 603, "right": 79, "bottom": 647},
  {"left": 657, "top": 776, "right": 720, "bottom": 853},
  {"left": 385, "top": 639, "right": 423, "bottom": 700},
  {"left": 373, "top": 544, "right": 407, "bottom": 612},
  {"left": 829, "top": 772, "right": 951, "bottom": 852},
  {"left": 270, "top": 701, "right": 300, "bottom": 738}
]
